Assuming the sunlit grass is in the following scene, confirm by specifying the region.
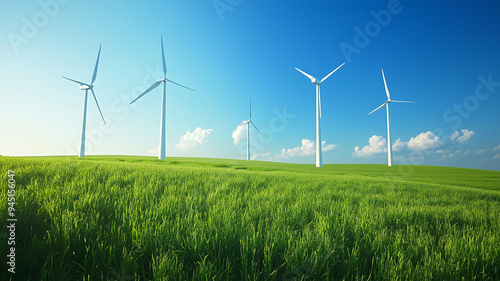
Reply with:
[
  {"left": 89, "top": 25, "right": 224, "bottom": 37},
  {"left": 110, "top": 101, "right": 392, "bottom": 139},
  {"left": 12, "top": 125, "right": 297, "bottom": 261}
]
[{"left": 1, "top": 156, "right": 499, "bottom": 280}]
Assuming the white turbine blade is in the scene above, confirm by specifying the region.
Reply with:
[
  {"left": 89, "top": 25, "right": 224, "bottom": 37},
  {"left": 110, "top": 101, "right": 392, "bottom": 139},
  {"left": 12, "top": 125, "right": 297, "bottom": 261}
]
[
  {"left": 295, "top": 67, "right": 315, "bottom": 80},
  {"left": 161, "top": 36, "right": 167, "bottom": 77},
  {"left": 91, "top": 44, "right": 102, "bottom": 85},
  {"left": 381, "top": 69, "right": 391, "bottom": 100},
  {"left": 391, "top": 99, "right": 415, "bottom": 103},
  {"left": 250, "top": 121, "right": 261, "bottom": 133},
  {"left": 129, "top": 81, "right": 162, "bottom": 104},
  {"left": 90, "top": 88, "right": 106, "bottom": 124},
  {"left": 320, "top": 62, "right": 345, "bottom": 83},
  {"left": 62, "top": 76, "right": 90, "bottom": 87},
  {"left": 369, "top": 102, "right": 386, "bottom": 115},
  {"left": 167, "top": 80, "right": 195, "bottom": 91}
]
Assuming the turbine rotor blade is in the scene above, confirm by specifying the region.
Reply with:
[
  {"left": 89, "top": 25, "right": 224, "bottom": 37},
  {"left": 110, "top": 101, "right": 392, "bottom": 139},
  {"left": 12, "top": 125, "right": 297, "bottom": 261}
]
[
  {"left": 381, "top": 69, "right": 391, "bottom": 100},
  {"left": 129, "top": 81, "right": 162, "bottom": 104},
  {"left": 161, "top": 36, "right": 167, "bottom": 78},
  {"left": 90, "top": 88, "right": 106, "bottom": 124},
  {"left": 62, "top": 76, "right": 91, "bottom": 87},
  {"left": 250, "top": 121, "right": 261, "bottom": 133},
  {"left": 320, "top": 62, "right": 345, "bottom": 83},
  {"left": 369, "top": 102, "right": 387, "bottom": 115},
  {"left": 167, "top": 80, "right": 195, "bottom": 91},
  {"left": 391, "top": 100, "right": 415, "bottom": 103},
  {"left": 295, "top": 67, "right": 315, "bottom": 80},
  {"left": 91, "top": 44, "right": 102, "bottom": 85}
]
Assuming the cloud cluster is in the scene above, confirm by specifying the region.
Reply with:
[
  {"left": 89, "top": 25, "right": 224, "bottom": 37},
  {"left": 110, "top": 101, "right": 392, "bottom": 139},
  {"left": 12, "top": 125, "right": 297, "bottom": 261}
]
[
  {"left": 494, "top": 145, "right": 500, "bottom": 160},
  {"left": 278, "top": 139, "right": 336, "bottom": 158},
  {"left": 450, "top": 129, "right": 475, "bottom": 144},
  {"left": 254, "top": 139, "right": 336, "bottom": 162},
  {"left": 353, "top": 135, "right": 387, "bottom": 157},
  {"left": 176, "top": 127, "right": 213, "bottom": 150},
  {"left": 441, "top": 150, "right": 470, "bottom": 160},
  {"left": 407, "top": 131, "right": 443, "bottom": 151},
  {"left": 353, "top": 131, "right": 445, "bottom": 158},
  {"left": 231, "top": 124, "right": 246, "bottom": 145}
]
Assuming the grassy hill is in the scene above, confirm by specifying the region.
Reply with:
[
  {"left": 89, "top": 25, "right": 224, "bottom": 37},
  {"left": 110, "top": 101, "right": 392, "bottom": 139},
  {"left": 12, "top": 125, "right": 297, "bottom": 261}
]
[{"left": 1, "top": 156, "right": 499, "bottom": 280}]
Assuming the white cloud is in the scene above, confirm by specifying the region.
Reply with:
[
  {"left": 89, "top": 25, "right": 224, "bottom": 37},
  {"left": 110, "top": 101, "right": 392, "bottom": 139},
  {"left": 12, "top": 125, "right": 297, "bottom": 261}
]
[
  {"left": 450, "top": 129, "right": 475, "bottom": 144},
  {"left": 277, "top": 139, "right": 336, "bottom": 158},
  {"left": 441, "top": 150, "right": 461, "bottom": 160},
  {"left": 441, "top": 149, "right": 471, "bottom": 160},
  {"left": 474, "top": 149, "right": 487, "bottom": 155},
  {"left": 323, "top": 142, "right": 337, "bottom": 152},
  {"left": 407, "top": 131, "right": 443, "bottom": 151},
  {"left": 494, "top": 145, "right": 500, "bottom": 151},
  {"left": 353, "top": 135, "right": 387, "bottom": 157},
  {"left": 392, "top": 138, "right": 407, "bottom": 152},
  {"left": 176, "top": 127, "right": 213, "bottom": 150},
  {"left": 251, "top": 152, "right": 271, "bottom": 160},
  {"left": 436, "top": 149, "right": 450, "bottom": 154},
  {"left": 232, "top": 125, "right": 246, "bottom": 145},
  {"left": 450, "top": 131, "right": 459, "bottom": 141},
  {"left": 493, "top": 154, "right": 500, "bottom": 160}
]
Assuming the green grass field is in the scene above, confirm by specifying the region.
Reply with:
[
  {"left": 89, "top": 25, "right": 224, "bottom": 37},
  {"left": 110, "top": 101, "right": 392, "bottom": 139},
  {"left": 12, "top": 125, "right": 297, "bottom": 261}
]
[{"left": 1, "top": 156, "right": 499, "bottom": 280}]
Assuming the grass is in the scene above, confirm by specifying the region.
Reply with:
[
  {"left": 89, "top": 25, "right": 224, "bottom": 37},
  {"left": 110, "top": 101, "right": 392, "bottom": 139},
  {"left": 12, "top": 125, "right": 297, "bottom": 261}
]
[{"left": 0, "top": 155, "right": 499, "bottom": 280}]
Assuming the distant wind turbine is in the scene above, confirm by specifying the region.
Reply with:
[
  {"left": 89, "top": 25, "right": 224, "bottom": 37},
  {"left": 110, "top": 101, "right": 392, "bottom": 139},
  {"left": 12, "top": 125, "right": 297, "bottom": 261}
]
[
  {"left": 62, "top": 44, "right": 106, "bottom": 158},
  {"left": 369, "top": 69, "right": 415, "bottom": 167},
  {"left": 129, "top": 36, "right": 195, "bottom": 160},
  {"left": 295, "top": 62, "right": 345, "bottom": 167},
  {"left": 238, "top": 97, "right": 260, "bottom": 160}
]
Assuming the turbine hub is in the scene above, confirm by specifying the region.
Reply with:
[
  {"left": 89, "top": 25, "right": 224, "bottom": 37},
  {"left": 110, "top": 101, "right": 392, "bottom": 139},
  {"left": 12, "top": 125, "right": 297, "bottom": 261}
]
[
  {"left": 311, "top": 78, "right": 320, "bottom": 85},
  {"left": 80, "top": 85, "right": 92, "bottom": 90}
]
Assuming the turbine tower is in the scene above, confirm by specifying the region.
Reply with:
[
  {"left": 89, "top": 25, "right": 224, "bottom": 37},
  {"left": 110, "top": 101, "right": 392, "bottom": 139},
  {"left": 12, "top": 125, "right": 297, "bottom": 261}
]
[
  {"left": 295, "top": 62, "right": 345, "bottom": 167},
  {"left": 130, "top": 36, "right": 195, "bottom": 160},
  {"left": 62, "top": 44, "right": 106, "bottom": 158},
  {"left": 369, "top": 69, "right": 415, "bottom": 167},
  {"left": 238, "top": 97, "right": 260, "bottom": 160}
]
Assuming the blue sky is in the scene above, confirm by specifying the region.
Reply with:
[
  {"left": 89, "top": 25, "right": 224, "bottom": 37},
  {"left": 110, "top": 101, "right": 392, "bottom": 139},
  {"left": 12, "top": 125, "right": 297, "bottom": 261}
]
[{"left": 1, "top": 0, "right": 499, "bottom": 170}]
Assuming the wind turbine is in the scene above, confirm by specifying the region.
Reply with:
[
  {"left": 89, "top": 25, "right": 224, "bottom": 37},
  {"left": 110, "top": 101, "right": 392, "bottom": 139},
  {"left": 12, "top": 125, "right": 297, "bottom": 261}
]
[
  {"left": 369, "top": 69, "right": 415, "bottom": 167},
  {"left": 62, "top": 44, "right": 106, "bottom": 158},
  {"left": 295, "top": 62, "right": 345, "bottom": 167},
  {"left": 238, "top": 97, "right": 260, "bottom": 160},
  {"left": 129, "top": 36, "right": 195, "bottom": 160}
]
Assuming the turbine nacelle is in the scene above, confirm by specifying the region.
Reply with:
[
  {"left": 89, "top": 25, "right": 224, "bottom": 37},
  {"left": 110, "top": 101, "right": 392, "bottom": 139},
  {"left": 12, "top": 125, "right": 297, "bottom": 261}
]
[
  {"left": 79, "top": 85, "right": 93, "bottom": 90},
  {"left": 311, "top": 77, "right": 320, "bottom": 85}
]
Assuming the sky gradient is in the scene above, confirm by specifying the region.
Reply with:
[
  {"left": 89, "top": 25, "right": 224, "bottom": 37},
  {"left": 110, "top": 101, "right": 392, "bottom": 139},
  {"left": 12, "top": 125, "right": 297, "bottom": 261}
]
[{"left": 1, "top": 0, "right": 499, "bottom": 170}]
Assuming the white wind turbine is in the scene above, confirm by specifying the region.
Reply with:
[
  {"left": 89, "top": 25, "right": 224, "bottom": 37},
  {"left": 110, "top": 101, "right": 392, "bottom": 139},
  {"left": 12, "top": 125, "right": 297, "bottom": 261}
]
[
  {"left": 62, "top": 44, "right": 106, "bottom": 158},
  {"left": 238, "top": 97, "right": 260, "bottom": 160},
  {"left": 129, "top": 36, "right": 195, "bottom": 160},
  {"left": 369, "top": 69, "right": 415, "bottom": 167},
  {"left": 295, "top": 62, "right": 345, "bottom": 167}
]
